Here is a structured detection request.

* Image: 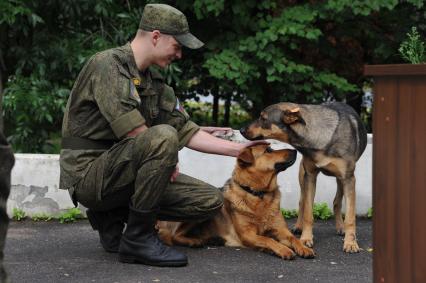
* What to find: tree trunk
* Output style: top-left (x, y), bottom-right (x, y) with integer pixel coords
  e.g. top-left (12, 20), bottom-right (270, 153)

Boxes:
top-left (0, 50), bottom-right (4, 132)
top-left (224, 93), bottom-right (231, 127)
top-left (212, 91), bottom-right (219, 126)
top-left (0, 45), bottom-right (14, 283)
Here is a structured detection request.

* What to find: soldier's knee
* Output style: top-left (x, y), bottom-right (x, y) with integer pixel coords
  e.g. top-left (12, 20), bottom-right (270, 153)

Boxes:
top-left (133, 124), bottom-right (178, 158)
top-left (199, 188), bottom-right (224, 217)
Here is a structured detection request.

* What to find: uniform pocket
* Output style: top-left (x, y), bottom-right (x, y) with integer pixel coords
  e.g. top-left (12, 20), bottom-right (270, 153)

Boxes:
top-left (102, 138), bottom-right (136, 192)
top-left (139, 87), bottom-right (160, 123)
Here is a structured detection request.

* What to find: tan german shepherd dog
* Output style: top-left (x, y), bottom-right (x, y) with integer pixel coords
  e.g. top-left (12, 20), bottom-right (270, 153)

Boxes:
top-left (157, 144), bottom-right (315, 260)
top-left (240, 102), bottom-right (367, 253)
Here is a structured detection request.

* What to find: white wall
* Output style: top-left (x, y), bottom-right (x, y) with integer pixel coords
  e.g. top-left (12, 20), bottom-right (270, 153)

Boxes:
top-left (7, 133), bottom-right (372, 217)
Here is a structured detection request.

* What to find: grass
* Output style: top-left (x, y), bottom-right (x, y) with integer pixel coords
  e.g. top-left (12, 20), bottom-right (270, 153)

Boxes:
top-left (12, 208), bottom-right (26, 221)
top-left (281, 202), bottom-right (334, 220)
top-left (11, 207), bottom-right (85, 223)
top-left (57, 208), bottom-right (83, 223)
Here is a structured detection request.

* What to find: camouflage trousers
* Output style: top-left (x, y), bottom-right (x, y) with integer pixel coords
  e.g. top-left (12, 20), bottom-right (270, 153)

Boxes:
top-left (0, 131), bottom-right (14, 283)
top-left (74, 125), bottom-right (223, 221)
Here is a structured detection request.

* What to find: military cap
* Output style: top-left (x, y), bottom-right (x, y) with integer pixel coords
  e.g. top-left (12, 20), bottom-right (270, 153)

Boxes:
top-left (139, 4), bottom-right (204, 49)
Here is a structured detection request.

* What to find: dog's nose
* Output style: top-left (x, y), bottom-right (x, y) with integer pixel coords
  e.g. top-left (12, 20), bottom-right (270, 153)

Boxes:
top-left (290, 149), bottom-right (297, 160)
top-left (240, 126), bottom-right (250, 139)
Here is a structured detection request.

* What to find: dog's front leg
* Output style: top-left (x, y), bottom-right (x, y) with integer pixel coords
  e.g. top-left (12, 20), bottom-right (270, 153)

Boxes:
top-left (299, 159), bottom-right (319, 248)
top-left (341, 175), bottom-right (359, 253)
top-left (293, 163), bottom-right (306, 234)
top-left (334, 179), bottom-right (345, 235)
top-left (271, 225), bottom-right (315, 258)
top-left (238, 227), bottom-right (296, 260)
top-left (172, 222), bottom-right (205, 247)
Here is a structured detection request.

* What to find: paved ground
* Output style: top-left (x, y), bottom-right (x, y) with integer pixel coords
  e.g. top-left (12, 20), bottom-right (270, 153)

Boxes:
top-left (4, 218), bottom-right (372, 283)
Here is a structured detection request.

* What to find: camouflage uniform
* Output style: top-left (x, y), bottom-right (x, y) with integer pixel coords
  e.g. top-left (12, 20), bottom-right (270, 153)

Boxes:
top-left (60, 42), bottom-right (222, 220)
top-left (0, 89), bottom-right (14, 283)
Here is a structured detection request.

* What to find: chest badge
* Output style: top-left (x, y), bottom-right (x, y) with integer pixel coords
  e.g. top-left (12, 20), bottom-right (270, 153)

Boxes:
top-left (132, 78), bottom-right (141, 86)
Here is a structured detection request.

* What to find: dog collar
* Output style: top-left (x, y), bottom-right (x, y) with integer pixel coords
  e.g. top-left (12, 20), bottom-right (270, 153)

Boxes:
top-left (239, 184), bottom-right (266, 199)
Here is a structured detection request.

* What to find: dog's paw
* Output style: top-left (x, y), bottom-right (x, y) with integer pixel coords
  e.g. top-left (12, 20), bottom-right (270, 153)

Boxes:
top-left (300, 237), bottom-right (314, 248)
top-left (276, 246), bottom-right (296, 260)
top-left (343, 240), bottom-right (360, 253)
top-left (187, 239), bottom-right (205, 248)
top-left (294, 245), bottom-right (315, 259)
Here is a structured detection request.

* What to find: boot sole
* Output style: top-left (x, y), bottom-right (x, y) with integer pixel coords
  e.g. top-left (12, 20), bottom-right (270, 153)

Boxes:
top-left (118, 254), bottom-right (187, 267)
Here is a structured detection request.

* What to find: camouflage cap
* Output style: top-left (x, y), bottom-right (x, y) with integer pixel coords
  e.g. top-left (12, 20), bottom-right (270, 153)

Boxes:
top-left (139, 4), bottom-right (204, 49)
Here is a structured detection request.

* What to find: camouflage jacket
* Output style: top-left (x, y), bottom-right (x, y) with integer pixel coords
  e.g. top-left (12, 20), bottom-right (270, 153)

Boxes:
top-left (60, 43), bottom-right (199, 191)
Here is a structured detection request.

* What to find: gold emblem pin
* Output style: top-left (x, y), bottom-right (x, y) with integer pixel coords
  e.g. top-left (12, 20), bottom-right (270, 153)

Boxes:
top-left (132, 78), bottom-right (141, 86)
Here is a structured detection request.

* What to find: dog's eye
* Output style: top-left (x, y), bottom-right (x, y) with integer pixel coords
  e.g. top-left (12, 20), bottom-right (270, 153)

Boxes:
top-left (265, 147), bottom-right (273, 153)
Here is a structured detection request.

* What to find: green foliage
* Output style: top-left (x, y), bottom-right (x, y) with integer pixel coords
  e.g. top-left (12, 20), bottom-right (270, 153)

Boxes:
top-left (12, 208), bottom-right (26, 221)
top-left (281, 208), bottom-right (298, 219)
top-left (313, 203), bottom-right (333, 220)
top-left (367, 207), bottom-right (373, 219)
top-left (3, 75), bottom-right (69, 153)
top-left (58, 208), bottom-right (83, 224)
top-left (1, 0), bottom-right (144, 153)
top-left (398, 27), bottom-right (426, 64)
top-left (193, 0), bottom-right (225, 18)
top-left (31, 213), bottom-right (53, 222)
top-left (2, 0), bottom-right (426, 152)
top-left (184, 101), bottom-right (251, 128)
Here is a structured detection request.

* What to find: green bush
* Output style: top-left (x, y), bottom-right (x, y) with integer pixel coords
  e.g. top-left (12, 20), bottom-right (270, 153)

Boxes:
top-left (184, 101), bottom-right (251, 128)
top-left (12, 208), bottom-right (26, 221)
top-left (31, 213), bottom-right (53, 222)
top-left (281, 209), bottom-right (298, 219)
top-left (58, 208), bottom-right (83, 224)
top-left (367, 207), bottom-right (373, 219)
top-left (3, 74), bottom-right (69, 153)
top-left (313, 202), bottom-right (333, 220)
top-left (399, 27), bottom-right (426, 64)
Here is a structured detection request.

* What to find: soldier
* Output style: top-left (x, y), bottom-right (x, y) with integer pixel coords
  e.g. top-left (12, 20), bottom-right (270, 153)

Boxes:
top-left (60, 4), bottom-right (266, 267)
top-left (1, 57), bottom-right (15, 283)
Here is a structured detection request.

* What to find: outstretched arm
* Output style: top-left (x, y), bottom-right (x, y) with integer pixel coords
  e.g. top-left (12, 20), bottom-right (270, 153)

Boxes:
top-left (186, 129), bottom-right (268, 157)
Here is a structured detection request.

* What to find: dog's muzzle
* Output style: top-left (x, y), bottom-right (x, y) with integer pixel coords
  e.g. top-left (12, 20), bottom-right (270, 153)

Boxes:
top-left (240, 126), bottom-right (263, 140)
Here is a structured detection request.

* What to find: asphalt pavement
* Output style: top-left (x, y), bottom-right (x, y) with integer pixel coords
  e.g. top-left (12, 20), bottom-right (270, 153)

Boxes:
top-left (4, 218), bottom-right (372, 283)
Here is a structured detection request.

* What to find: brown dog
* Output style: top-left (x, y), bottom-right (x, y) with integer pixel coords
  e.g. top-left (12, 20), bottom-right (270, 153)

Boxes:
top-left (240, 102), bottom-right (367, 253)
top-left (158, 144), bottom-right (315, 260)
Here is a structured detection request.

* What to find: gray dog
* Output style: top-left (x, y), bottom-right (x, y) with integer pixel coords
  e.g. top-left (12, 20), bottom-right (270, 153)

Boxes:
top-left (240, 102), bottom-right (367, 253)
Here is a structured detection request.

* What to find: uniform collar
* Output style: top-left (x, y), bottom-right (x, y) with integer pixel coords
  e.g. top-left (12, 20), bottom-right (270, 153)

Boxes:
top-left (121, 42), bottom-right (141, 80)
top-left (117, 43), bottom-right (154, 88)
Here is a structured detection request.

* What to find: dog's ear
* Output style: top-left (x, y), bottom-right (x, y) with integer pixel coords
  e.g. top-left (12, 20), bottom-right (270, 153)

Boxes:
top-left (282, 108), bottom-right (304, 124)
top-left (237, 148), bottom-right (254, 167)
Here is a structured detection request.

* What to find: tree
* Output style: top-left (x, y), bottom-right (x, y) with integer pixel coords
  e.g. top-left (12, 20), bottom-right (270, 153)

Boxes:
top-left (0, 0), bottom-right (144, 152)
top-left (173, 0), bottom-right (425, 115)
top-left (1, 0), bottom-right (425, 152)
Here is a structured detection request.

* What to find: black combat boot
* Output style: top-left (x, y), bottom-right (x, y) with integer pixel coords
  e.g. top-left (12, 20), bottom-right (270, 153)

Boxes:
top-left (86, 207), bottom-right (128, 253)
top-left (118, 206), bottom-right (188, 267)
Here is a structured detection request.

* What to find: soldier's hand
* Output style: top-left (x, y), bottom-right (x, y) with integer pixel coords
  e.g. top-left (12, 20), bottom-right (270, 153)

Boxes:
top-left (239, 140), bottom-right (270, 151)
top-left (171, 163), bottom-right (179, 182)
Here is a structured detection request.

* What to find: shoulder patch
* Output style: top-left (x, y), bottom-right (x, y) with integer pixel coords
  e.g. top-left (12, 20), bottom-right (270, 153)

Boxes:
top-left (175, 97), bottom-right (188, 117)
top-left (132, 78), bottom-right (141, 86)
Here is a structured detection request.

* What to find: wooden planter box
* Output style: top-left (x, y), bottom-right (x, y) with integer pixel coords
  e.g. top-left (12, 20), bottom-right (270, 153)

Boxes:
top-left (364, 64), bottom-right (426, 283)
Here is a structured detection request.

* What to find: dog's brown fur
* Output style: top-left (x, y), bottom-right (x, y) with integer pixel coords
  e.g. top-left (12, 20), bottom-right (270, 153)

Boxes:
top-left (157, 145), bottom-right (315, 260)
top-left (240, 102), bottom-right (367, 253)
